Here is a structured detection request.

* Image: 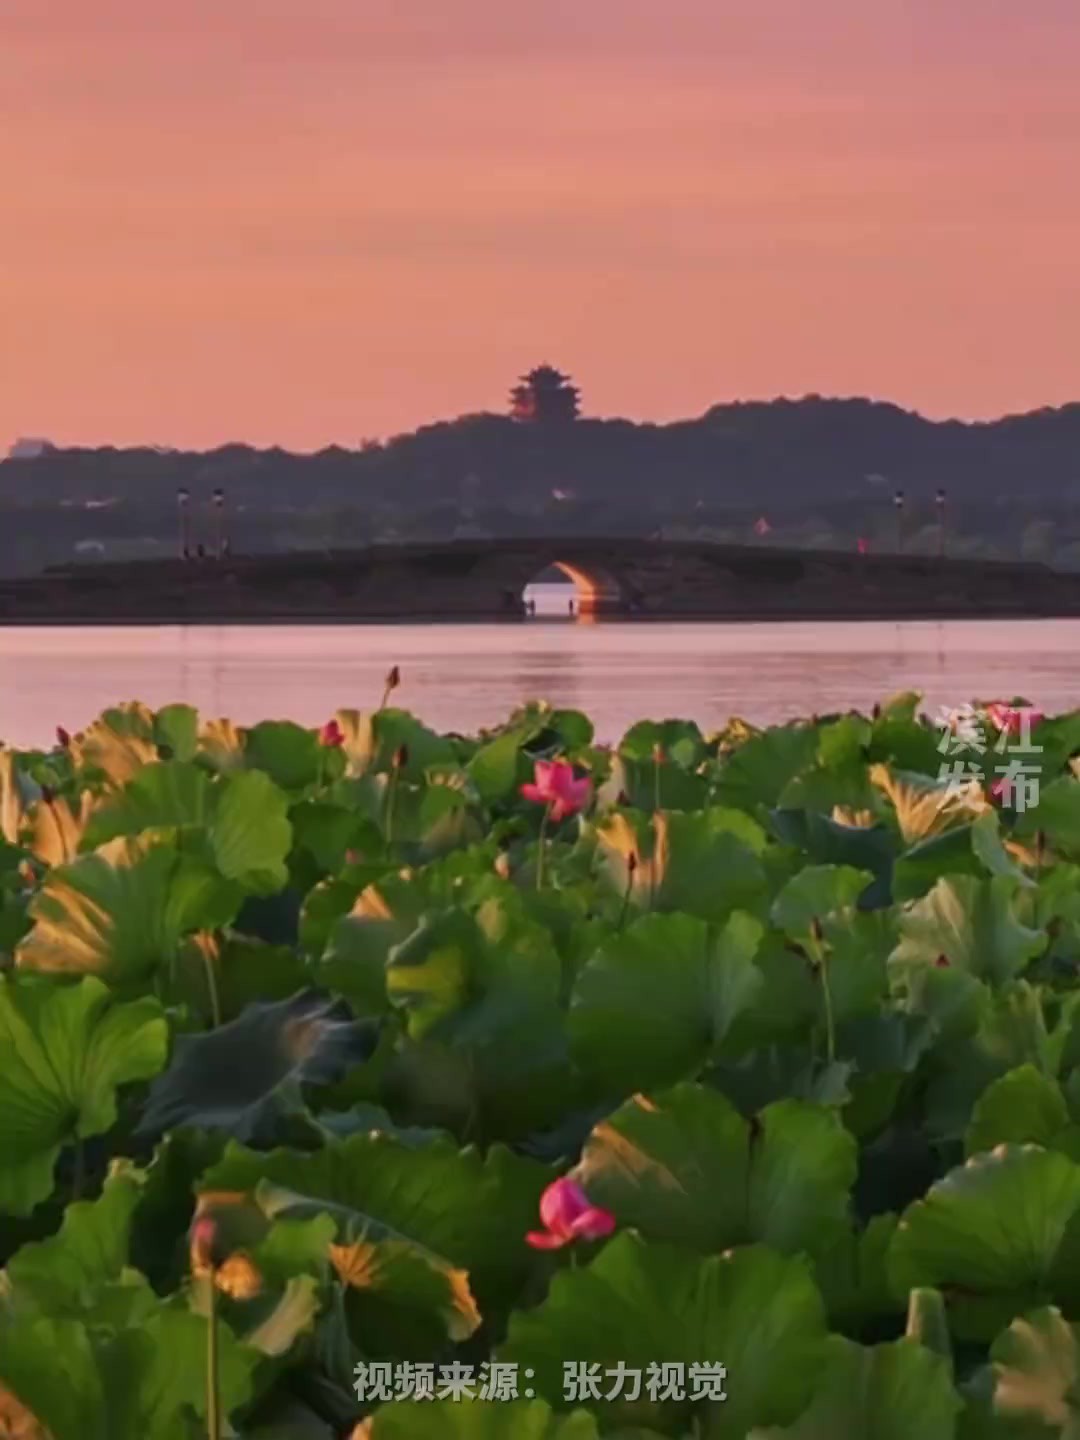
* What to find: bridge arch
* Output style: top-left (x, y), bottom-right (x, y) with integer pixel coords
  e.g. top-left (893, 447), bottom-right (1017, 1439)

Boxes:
top-left (522, 558), bottom-right (625, 618)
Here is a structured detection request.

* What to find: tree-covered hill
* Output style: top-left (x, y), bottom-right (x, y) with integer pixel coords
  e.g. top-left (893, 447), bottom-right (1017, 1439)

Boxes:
top-left (4, 395), bottom-right (1080, 576)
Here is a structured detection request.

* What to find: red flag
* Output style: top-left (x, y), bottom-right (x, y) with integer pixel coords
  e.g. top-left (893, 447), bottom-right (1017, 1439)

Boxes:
top-left (753, 516), bottom-right (771, 536)
top-left (857, 537), bottom-right (869, 554)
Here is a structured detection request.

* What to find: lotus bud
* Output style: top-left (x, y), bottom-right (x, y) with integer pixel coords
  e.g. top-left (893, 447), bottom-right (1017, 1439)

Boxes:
top-left (627, 850), bottom-right (638, 874)
top-left (652, 743), bottom-right (665, 764)
top-left (190, 1215), bottom-right (220, 1275)
top-left (56, 725), bottom-right (71, 748)
top-left (393, 743), bottom-right (409, 770)
top-left (494, 850), bottom-right (512, 879)
top-left (386, 665), bottom-right (401, 692)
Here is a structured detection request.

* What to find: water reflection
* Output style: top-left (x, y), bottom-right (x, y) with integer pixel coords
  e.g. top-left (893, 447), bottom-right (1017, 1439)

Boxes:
top-left (3, 612), bottom-right (1080, 748)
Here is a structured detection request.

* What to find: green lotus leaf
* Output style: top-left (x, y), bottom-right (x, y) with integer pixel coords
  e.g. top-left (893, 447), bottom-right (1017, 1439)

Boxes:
top-left (891, 825), bottom-right (985, 902)
top-left (966, 1065), bottom-right (1080, 1159)
top-left (892, 811), bottom-right (1033, 904)
top-left (467, 730), bottom-right (525, 805)
top-left (4, 1165), bottom-right (153, 1326)
top-left (300, 872), bottom-right (380, 959)
top-left (0, 975), bottom-right (167, 1216)
top-left (241, 1401), bottom-right (338, 1439)
top-left (0, 1317), bottom-right (110, 1440)
top-left (770, 864), bottom-right (873, 939)
top-left (890, 875), bottom-right (1046, 987)
top-left (333, 707), bottom-right (456, 781)
top-left (15, 836), bottom-right (241, 985)
top-left (777, 719), bottom-right (877, 816)
top-left (289, 801), bottom-right (381, 885)
top-left (197, 715), bottom-right (247, 771)
top-left (619, 718), bottom-right (706, 767)
top-left (918, 981), bottom-right (1080, 1145)
top-left (990, 1306), bottom-right (1080, 1432)
top-left (170, 931), bottom-right (310, 1026)
top-left (575, 1083), bottom-right (855, 1257)
top-left (714, 722), bottom-right (821, 812)
top-left (136, 989), bottom-right (379, 1144)
top-left (211, 769), bottom-right (293, 891)
top-left (199, 1131), bottom-right (548, 1346)
top-left (317, 876), bottom-right (421, 1015)
top-left (570, 911), bottom-right (764, 1097)
top-left (1014, 777), bottom-right (1080, 861)
top-left (21, 790), bottom-right (94, 867)
top-left (501, 1233), bottom-right (827, 1438)
top-left (870, 764), bottom-right (990, 847)
top-left (82, 760), bottom-right (213, 848)
top-left (70, 704), bottom-right (159, 789)
top-left (768, 809), bottom-right (895, 888)
top-left (812, 1213), bottom-right (900, 1333)
top-left (313, 1101), bottom-right (448, 1148)
top-left (0, 747), bottom-right (38, 846)
top-left (750, 1333), bottom-right (962, 1439)
top-left (888, 1144), bottom-right (1080, 1340)
top-left (245, 720), bottom-right (324, 792)
top-left (593, 809), bottom-right (766, 923)
top-left (365, 1398), bottom-right (604, 1438)
top-left (201, 1131), bottom-right (547, 1314)
top-left (868, 696), bottom-right (948, 774)
top-left (316, 858), bottom-right (507, 1012)
top-left (382, 898), bottom-right (573, 1139)
top-left (108, 1302), bottom-right (260, 1438)
top-left (151, 702), bottom-right (198, 760)
top-left (605, 755), bottom-right (710, 813)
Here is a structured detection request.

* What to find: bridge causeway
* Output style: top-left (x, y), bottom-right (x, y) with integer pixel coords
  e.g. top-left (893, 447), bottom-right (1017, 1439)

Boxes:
top-left (2, 537), bottom-right (1079, 624)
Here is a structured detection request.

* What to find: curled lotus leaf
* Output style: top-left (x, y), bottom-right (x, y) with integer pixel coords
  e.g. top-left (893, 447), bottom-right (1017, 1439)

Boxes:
top-left (136, 989), bottom-right (382, 1143)
top-left (70, 704), bottom-right (159, 788)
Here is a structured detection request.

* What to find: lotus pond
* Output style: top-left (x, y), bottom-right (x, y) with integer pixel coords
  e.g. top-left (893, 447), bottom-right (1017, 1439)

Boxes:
top-left (5, 691), bottom-right (1080, 1437)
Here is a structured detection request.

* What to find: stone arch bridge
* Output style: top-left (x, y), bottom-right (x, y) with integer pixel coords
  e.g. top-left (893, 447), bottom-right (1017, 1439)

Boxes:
top-left (4, 537), bottom-right (1080, 622)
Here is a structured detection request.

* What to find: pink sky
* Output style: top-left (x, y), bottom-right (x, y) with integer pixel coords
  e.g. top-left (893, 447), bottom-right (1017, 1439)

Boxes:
top-left (3, 0), bottom-right (1079, 449)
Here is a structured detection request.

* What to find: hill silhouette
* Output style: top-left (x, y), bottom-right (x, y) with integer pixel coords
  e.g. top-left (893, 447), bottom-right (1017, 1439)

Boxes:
top-left (4, 395), bottom-right (1080, 576)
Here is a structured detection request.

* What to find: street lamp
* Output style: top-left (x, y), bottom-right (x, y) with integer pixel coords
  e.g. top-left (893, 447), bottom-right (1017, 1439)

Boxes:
top-left (177, 487), bottom-right (191, 560)
top-left (893, 489), bottom-right (905, 553)
top-left (212, 488), bottom-right (226, 559)
top-left (936, 487), bottom-right (947, 557)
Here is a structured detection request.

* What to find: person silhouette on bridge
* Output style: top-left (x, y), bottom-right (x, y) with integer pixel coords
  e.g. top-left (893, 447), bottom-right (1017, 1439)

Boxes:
top-left (568, 597), bottom-right (576, 617)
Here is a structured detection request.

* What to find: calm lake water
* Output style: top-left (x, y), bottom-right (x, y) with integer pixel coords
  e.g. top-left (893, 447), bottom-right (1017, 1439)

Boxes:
top-left (2, 586), bottom-right (1079, 748)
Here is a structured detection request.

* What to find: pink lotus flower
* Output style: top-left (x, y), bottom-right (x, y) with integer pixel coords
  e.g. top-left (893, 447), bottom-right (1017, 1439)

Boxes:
top-left (521, 759), bottom-right (592, 822)
top-left (985, 702), bottom-right (1044, 736)
top-left (319, 719), bottom-right (345, 748)
top-left (525, 1177), bottom-right (616, 1251)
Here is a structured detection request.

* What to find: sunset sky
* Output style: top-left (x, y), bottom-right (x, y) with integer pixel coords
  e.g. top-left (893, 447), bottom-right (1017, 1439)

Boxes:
top-left (4, 0), bottom-right (1080, 449)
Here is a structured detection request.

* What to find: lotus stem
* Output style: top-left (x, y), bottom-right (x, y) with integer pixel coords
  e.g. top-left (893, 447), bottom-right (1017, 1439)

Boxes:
top-left (379, 664), bottom-right (401, 711)
top-left (618, 852), bottom-right (637, 930)
top-left (809, 917), bottom-right (836, 1064)
top-left (201, 939), bottom-right (222, 1029)
top-left (652, 744), bottom-right (663, 814)
top-left (536, 804), bottom-right (552, 890)
top-left (206, 1275), bottom-right (222, 1440)
top-left (385, 772), bottom-right (401, 846)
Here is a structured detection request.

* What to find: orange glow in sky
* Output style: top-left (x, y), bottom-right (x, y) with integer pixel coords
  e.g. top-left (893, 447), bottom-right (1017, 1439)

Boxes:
top-left (4, 1), bottom-right (1080, 448)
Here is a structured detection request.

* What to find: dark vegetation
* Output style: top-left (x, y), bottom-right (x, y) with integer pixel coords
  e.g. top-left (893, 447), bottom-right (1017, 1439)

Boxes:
top-left (5, 389), bottom-right (1080, 576)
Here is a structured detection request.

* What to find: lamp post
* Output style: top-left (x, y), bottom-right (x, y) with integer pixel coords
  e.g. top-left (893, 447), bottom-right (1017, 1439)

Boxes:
top-left (212, 488), bottom-right (226, 559)
top-left (177, 487), bottom-right (191, 560)
top-left (936, 487), bottom-right (947, 558)
top-left (893, 489), bottom-right (905, 553)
